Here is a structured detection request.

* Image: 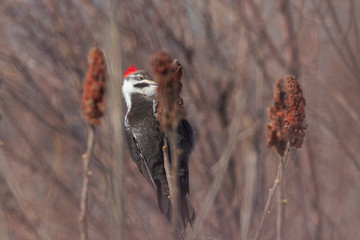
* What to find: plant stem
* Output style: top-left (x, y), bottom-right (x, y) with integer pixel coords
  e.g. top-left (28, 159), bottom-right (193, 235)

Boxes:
top-left (253, 144), bottom-right (289, 240)
top-left (79, 125), bottom-right (95, 240)
top-left (277, 153), bottom-right (286, 240)
top-left (163, 129), bottom-right (182, 239)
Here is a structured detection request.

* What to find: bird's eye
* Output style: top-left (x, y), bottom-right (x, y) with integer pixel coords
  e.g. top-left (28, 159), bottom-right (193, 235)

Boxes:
top-left (137, 75), bottom-right (144, 80)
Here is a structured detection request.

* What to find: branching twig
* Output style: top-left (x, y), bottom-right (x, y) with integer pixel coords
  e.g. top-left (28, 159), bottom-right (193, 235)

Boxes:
top-left (310, 0), bottom-right (360, 78)
top-left (79, 126), bottom-right (96, 240)
top-left (189, 89), bottom-right (249, 240)
top-left (245, 0), bottom-right (287, 68)
top-left (278, 0), bottom-right (300, 76)
top-left (253, 144), bottom-right (289, 240)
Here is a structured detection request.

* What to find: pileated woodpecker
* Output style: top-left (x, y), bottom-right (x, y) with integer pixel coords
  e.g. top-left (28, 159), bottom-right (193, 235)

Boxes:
top-left (122, 65), bottom-right (195, 229)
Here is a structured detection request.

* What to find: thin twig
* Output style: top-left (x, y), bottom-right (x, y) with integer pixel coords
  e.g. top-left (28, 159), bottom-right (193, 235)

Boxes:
top-left (277, 149), bottom-right (287, 240)
top-left (253, 168), bottom-right (279, 240)
top-left (162, 139), bottom-right (172, 194)
top-left (325, 0), bottom-right (359, 69)
top-left (162, 131), bottom-right (181, 240)
top-left (310, 0), bottom-right (360, 78)
top-left (278, 0), bottom-right (300, 76)
top-left (253, 144), bottom-right (289, 240)
top-left (169, 130), bottom-right (182, 239)
top-left (245, 0), bottom-right (287, 68)
top-left (162, 134), bottom-right (180, 235)
top-left (0, 149), bottom-right (49, 240)
top-left (79, 126), bottom-right (95, 240)
top-left (189, 90), bottom-right (248, 240)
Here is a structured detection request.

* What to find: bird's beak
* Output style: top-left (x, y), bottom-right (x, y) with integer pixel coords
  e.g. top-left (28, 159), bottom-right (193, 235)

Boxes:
top-left (143, 79), bottom-right (157, 86)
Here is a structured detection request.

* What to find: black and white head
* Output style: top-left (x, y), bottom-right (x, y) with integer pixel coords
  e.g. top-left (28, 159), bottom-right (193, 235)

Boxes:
top-left (122, 65), bottom-right (157, 109)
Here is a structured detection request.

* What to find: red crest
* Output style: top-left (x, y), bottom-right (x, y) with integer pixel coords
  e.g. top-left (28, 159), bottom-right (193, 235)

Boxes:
top-left (123, 65), bottom-right (140, 78)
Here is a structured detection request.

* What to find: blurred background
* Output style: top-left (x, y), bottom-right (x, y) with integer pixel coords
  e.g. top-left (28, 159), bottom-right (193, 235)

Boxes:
top-left (0, 0), bottom-right (359, 239)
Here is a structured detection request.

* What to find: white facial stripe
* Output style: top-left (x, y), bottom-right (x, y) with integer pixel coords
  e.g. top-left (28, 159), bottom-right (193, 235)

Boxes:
top-left (122, 75), bottom-right (157, 110)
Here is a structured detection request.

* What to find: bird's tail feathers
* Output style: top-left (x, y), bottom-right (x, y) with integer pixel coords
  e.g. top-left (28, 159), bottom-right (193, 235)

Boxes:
top-left (157, 179), bottom-right (171, 218)
top-left (181, 193), bottom-right (195, 228)
top-left (157, 187), bottom-right (195, 230)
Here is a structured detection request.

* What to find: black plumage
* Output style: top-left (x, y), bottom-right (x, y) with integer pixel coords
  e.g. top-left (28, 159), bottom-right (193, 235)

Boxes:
top-left (124, 92), bottom-right (195, 228)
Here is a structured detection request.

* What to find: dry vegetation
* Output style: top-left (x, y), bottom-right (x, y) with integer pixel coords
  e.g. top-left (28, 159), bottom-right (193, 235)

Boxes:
top-left (0, 0), bottom-right (359, 239)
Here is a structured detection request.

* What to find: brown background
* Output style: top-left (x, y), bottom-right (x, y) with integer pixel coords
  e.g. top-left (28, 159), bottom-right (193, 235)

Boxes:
top-left (0, 0), bottom-right (359, 239)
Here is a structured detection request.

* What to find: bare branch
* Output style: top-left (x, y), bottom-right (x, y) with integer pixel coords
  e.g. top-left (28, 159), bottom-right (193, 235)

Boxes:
top-left (246, 0), bottom-right (287, 68)
top-left (253, 145), bottom-right (290, 240)
top-left (79, 126), bottom-right (95, 240)
top-left (276, 145), bottom-right (288, 240)
top-left (189, 87), bottom-right (252, 239)
top-left (278, 0), bottom-right (300, 75)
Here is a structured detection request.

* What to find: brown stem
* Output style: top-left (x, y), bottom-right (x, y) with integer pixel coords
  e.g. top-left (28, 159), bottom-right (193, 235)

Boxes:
top-left (253, 144), bottom-right (289, 240)
top-left (253, 169), bottom-right (279, 240)
top-left (163, 129), bottom-right (181, 239)
top-left (162, 139), bottom-right (172, 195)
top-left (277, 153), bottom-right (286, 240)
top-left (169, 130), bottom-right (182, 239)
top-left (79, 126), bottom-right (96, 240)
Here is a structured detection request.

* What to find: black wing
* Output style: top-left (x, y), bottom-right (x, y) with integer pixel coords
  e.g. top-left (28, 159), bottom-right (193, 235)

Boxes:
top-left (124, 122), bottom-right (170, 216)
top-left (124, 127), bottom-right (157, 191)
